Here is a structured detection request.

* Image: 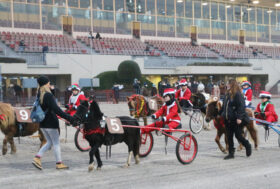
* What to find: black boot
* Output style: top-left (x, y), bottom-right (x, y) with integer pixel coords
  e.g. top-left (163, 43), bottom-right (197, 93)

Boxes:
top-left (224, 148), bottom-right (235, 160)
top-left (245, 142), bottom-right (252, 157)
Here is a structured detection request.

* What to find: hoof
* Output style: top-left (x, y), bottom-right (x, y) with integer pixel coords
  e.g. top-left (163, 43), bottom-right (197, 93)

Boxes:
top-left (2, 148), bottom-right (7, 155)
top-left (123, 163), bottom-right (130, 168)
top-left (97, 167), bottom-right (101, 171)
top-left (237, 147), bottom-right (242, 151)
top-left (221, 149), bottom-right (227, 154)
top-left (135, 155), bottom-right (140, 164)
top-left (11, 150), bottom-right (16, 155)
top-left (88, 163), bottom-right (94, 172)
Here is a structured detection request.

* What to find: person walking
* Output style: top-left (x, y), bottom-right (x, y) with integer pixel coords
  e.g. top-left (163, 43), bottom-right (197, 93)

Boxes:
top-left (221, 79), bottom-right (252, 160)
top-left (32, 76), bottom-right (76, 170)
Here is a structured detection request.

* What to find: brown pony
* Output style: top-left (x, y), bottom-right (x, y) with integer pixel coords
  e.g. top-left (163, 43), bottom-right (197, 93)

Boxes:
top-left (205, 99), bottom-right (258, 153)
top-left (0, 102), bottom-right (46, 155)
top-left (127, 95), bottom-right (164, 125)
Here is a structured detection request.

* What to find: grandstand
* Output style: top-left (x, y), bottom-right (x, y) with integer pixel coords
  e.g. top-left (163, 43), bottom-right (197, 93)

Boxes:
top-left (1, 0), bottom-right (280, 99)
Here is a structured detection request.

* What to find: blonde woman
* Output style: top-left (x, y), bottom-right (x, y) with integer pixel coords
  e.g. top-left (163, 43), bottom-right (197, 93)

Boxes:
top-left (32, 76), bottom-right (75, 170)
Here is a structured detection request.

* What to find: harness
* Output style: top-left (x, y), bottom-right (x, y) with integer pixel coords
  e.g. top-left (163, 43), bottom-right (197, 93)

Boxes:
top-left (129, 95), bottom-right (148, 118)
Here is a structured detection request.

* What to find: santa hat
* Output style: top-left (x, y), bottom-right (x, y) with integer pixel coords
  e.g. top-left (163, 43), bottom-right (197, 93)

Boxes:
top-left (163, 88), bottom-right (175, 96)
top-left (259, 91), bottom-right (271, 99)
top-left (179, 79), bottom-right (188, 86)
top-left (241, 81), bottom-right (251, 87)
top-left (71, 83), bottom-right (81, 91)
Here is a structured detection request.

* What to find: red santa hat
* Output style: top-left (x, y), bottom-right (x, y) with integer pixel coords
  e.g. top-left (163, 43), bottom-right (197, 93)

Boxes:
top-left (259, 91), bottom-right (271, 99)
top-left (163, 88), bottom-right (175, 97)
top-left (241, 81), bottom-right (251, 87)
top-left (71, 83), bottom-right (81, 91)
top-left (179, 79), bottom-right (188, 86)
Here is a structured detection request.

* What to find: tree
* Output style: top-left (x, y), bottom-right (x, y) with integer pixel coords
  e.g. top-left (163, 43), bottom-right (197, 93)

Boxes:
top-left (95, 71), bottom-right (119, 89)
top-left (118, 60), bottom-right (141, 84)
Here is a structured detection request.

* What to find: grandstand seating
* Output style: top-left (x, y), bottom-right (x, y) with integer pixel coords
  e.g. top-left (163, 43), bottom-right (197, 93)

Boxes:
top-left (77, 36), bottom-right (161, 56)
top-left (145, 40), bottom-right (219, 58)
top-left (249, 45), bottom-right (280, 59)
top-left (0, 31), bottom-right (87, 54)
top-left (202, 43), bottom-right (267, 59)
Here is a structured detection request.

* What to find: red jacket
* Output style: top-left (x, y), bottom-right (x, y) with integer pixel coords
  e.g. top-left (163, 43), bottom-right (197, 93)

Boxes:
top-left (67, 93), bottom-right (88, 116)
top-left (153, 101), bottom-right (180, 123)
top-left (255, 102), bottom-right (278, 122)
top-left (175, 88), bottom-right (191, 101)
top-left (243, 88), bottom-right (252, 106)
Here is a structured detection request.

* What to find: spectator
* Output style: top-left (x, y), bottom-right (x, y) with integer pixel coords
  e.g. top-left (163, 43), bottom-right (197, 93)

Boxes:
top-left (19, 40), bottom-right (25, 52)
top-left (141, 83), bottom-right (149, 97)
top-left (96, 32), bottom-right (102, 40)
top-left (145, 45), bottom-right (150, 52)
top-left (206, 81), bottom-right (213, 94)
top-left (42, 45), bottom-right (49, 64)
top-left (13, 84), bottom-right (23, 106)
top-left (253, 49), bottom-right (258, 57)
top-left (112, 83), bottom-right (121, 104)
top-left (7, 83), bottom-right (16, 106)
top-left (219, 81), bottom-right (227, 101)
top-left (212, 83), bottom-right (220, 99)
top-left (192, 81), bottom-right (198, 93)
top-left (133, 78), bottom-right (141, 94)
top-left (151, 84), bottom-right (158, 97)
top-left (88, 31), bottom-right (94, 39)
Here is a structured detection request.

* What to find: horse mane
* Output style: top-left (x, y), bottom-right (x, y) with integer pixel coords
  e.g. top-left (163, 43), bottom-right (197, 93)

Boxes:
top-left (90, 100), bottom-right (104, 120)
top-left (0, 102), bottom-right (16, 129)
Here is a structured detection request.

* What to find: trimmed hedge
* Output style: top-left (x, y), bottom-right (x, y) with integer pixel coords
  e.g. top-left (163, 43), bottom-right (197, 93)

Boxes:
top-left (118, 60), bottom-right (141, 84)
top-left (95, 71), bottom-right (119, 89)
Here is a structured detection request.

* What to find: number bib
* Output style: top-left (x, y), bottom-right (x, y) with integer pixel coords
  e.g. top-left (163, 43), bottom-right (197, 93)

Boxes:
top-left (149, 99), bottom-right (158, 111)
top-left (106, 117), bottom-right (124, 134)
top-left (15, 109), bottom-right (32, 123)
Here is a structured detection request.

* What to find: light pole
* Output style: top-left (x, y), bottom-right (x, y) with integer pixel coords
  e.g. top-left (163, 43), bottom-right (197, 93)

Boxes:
top-left (88, 31), bottom-right (94, 92)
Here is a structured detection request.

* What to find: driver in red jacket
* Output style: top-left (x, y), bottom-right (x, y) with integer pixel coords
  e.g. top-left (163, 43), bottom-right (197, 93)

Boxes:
top-left (65, 83), bottom-right (87, 116)
top-left (142, 88), bottom-right (181, 133)
top-left (254, 91), bottom-right (278, 123)
top-left (175, 79), bottom-right (192, 110)
top-left (241, 81), bottom-right (253, 108)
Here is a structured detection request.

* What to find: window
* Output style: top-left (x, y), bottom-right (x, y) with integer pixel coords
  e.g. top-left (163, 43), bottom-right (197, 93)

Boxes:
top-left (185, 0), bottom-right (192, 18)
top-left (41, 0), bottom-right (53, 4)
top-left (92, 0), bottom-right (102, 9)
top-left (104, 0), bottom-right (113, 10)
top-left (136, 0), bottom-right (145, 13)
top-left (227, 5), bottom-right (233, 22)
top-left (257, 8), bottom-right (263, 24)
top-left (68, 0), bottom-right (78, 7)
top-left (249, 7), bottom-right (255, 23)
top-left (146, 0), bottom-right (155, 15)
top-left (263, 9), bottom-right (269, 25)
top-left (194, 1), bottom-right (201, 18)
top-left (202, 3), bottom-right (209, 19)
top-left (157, 0), bottom-right (165, 16)
top-left (234, 5), bottom-right (241, 22)
top-left (166, 0), bottom-right (174, 16)
top-left (211, 2), bottom-right (217, 20)
top-left (80, 0), bottom-right (90, 8)
top-left (219, 3), bottom-right (225, 21)
top-left (242, 7), bottom-right (248, 23)
top-left (176, 0), bottom-right (184, 17)
top-left (126, 0), bottom-right (135, 12)
top-left (115, 0), bottom-right (124, 12)
top-left (271, 10), bottom-right (276, 25)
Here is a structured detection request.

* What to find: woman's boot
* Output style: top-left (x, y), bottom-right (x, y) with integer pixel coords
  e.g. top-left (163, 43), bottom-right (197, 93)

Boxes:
top-left (224, 148), bottom-right (235, 160)
top-left (245, 142), bottom-right (252, 157)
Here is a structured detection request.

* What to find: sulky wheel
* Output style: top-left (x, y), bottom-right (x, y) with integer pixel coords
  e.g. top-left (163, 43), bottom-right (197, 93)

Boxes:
top-left (175, 133), bottom-right (198, 165)
top-left (189, 111), bottom-right (203, 134)
top-left (74, 128), bottom-right (91, 152)
top-left (139, 132), bottom-right (154, 157)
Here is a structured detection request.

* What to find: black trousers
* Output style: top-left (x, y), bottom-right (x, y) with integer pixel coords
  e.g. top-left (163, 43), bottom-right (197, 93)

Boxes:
top-left (225, 120), bottom-right (249, 153)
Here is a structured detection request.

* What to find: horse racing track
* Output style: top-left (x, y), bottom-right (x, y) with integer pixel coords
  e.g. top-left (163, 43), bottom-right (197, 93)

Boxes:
top-left (1, 99), bottom-right (280, 189)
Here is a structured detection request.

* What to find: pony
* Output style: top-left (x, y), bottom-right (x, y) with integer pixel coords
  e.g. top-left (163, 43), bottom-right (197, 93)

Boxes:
top-left (127, 94), bottom-right (164, 125)
top-left (0, 102), bottom-right (46, 155)
top-left (74, 100), bottom-right (140, 172)
top-left (205, 99), bottom-right (258, 153)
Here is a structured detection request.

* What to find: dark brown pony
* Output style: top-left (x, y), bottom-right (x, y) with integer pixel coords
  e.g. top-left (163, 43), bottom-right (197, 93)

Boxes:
top-left (0, 102), bottom-right (46, 155)
top-left (205, 99), bottom-right (258, 153)
top-left (127, 95), bottom-right (164, 125)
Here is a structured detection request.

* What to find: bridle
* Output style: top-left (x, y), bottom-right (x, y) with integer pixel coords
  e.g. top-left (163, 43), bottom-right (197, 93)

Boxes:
top-left (73, 103), bottom-right (90, 124)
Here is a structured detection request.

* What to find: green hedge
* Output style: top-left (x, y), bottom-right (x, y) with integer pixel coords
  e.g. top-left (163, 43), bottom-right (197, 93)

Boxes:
top-left (118, 60), bottom-right (141, 84)
top-left (95, 71), bottom-right (119, 89)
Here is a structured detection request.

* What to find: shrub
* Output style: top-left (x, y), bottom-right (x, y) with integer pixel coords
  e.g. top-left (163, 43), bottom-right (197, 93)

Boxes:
top-left (95, 71), bottom-right (119, 89)
top-left (118, 60), bottom-right (141, 84)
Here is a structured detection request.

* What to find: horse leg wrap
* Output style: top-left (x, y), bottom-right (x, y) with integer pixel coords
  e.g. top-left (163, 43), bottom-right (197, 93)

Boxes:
top-left (88, 162), bottom-right (95, 172)
top-left (125, 151), bottom-right (133, 167)
top-left (135, 155), bottom-right (140, 164)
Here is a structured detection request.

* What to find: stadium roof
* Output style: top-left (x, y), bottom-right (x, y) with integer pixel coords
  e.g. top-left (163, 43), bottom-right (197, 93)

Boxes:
top-left (218, 0), bottom-right (280, 8)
